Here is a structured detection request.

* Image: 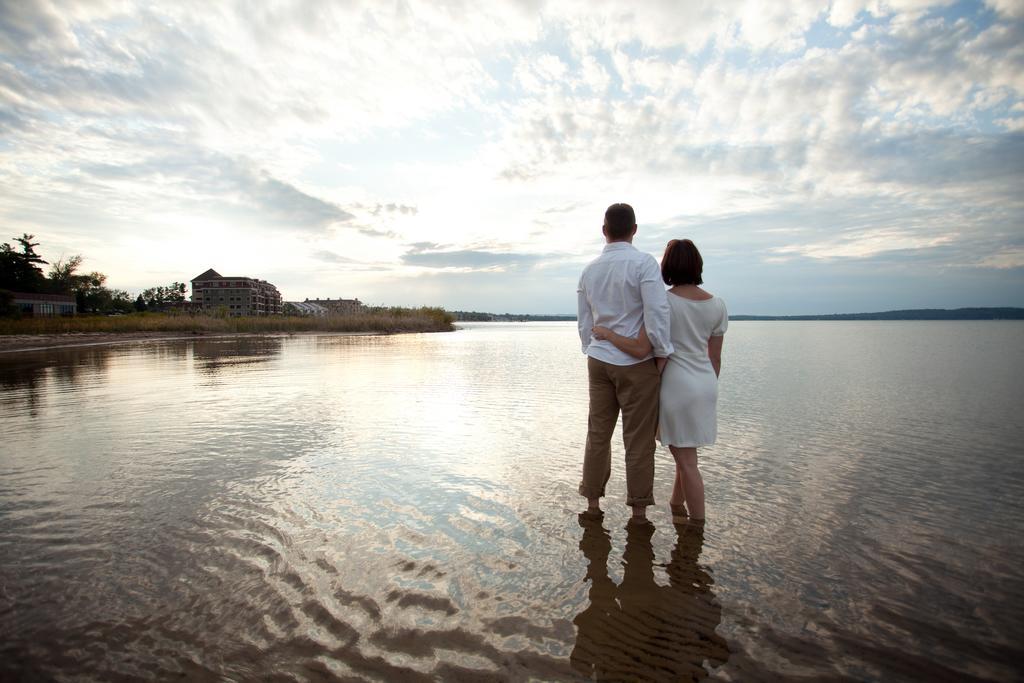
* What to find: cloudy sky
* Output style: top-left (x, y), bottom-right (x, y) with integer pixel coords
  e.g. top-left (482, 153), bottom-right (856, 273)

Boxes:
top-left (1, 0), bottom-right (1022, 314)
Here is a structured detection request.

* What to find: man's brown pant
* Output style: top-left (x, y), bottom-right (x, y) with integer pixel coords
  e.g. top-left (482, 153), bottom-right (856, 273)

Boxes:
top-left (579, 356), bottom-right (660, 507)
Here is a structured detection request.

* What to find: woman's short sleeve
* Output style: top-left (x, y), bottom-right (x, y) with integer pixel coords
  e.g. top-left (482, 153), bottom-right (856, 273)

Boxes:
top-left (712, 299), bottom-right (728, 336)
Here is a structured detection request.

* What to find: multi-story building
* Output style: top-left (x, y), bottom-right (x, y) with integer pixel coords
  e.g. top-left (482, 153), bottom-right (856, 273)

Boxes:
top-left (304, 297), bottom-right (364, 315)
top-left (284, 301), bottom-right (329, 316)
top-left (190, 269), bottom-right (282, 316)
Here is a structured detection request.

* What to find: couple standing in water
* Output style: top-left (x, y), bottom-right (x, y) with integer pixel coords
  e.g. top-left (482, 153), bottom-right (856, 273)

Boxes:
top-left (577, 203), bottom-right (727, 524)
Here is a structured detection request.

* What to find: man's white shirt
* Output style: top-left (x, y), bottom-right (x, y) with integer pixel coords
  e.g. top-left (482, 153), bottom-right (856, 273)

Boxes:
top-left (577, 242), bottom-right (674, 365)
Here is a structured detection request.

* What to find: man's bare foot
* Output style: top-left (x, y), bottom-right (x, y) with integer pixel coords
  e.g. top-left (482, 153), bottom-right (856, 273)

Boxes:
top-left (581, 498), bottom-right (603, 519)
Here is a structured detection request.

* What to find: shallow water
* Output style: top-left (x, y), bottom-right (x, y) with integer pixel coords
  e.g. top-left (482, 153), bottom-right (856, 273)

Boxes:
top-left (1, 322), bottom-right (1022, 681)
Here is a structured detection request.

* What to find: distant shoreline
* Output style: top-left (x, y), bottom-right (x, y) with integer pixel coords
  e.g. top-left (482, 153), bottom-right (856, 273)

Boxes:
top-left (729, 307), bottom-right (1024, 321)
top-left (453, 312), bottom-right (576, 322)
top-left (455, 307), bottom-right (1023, 322)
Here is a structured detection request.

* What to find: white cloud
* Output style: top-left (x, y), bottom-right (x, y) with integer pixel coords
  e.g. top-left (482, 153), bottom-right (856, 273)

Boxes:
top-left (985, 0), bottom-right (1024, 19)
top-left (976, 246), bottom-right (1024, 269)
top-left (995, 115), bottom-right (1024, 130)
top-left (770, 227), bottom-right (958, 260)
top-left (829, 0), bottom-right (956, 27)
top-left (0, 0), bottom-right (1021, 311)
top-left (548, 0), bottom-right (828, 53)
top-left (575, 54), bottom-right (611, 93)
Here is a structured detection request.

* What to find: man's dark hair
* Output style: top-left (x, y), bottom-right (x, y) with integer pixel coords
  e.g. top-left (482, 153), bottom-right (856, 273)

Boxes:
top-left (661, 239), bottom-right (704, 286)
top-left (603, 203), bottom-right (636, 240)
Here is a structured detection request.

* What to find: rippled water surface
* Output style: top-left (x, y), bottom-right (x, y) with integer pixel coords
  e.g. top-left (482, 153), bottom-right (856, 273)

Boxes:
top-left (2, 322), bottom-right (1023, 681)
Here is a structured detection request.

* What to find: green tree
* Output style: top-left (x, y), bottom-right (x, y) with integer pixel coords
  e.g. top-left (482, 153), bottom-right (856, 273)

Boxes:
top-left (0, 234), bottom-right (48, 292)
top-left (46, 255), bottom-right (132, 314)
top-left (47, 255), bottom-right (85, 294)
top-left (0, 290), bottom-right (15, 316)
top-left (109, 289), bottom-right (134, 314)
top-left (74, 271), bottom-right (110, 313)
top-left (141, 282), bottom-right (187, 310)
top-left (1, 237), bottom-right (135, 316)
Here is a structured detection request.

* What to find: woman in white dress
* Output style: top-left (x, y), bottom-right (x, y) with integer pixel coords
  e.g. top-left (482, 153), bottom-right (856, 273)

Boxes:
top-left (592, 239), bottom-right (727, 523)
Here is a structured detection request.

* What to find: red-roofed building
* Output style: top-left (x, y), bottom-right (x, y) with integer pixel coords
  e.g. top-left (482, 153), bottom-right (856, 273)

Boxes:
top-left (190, 269), bottom-right (282, 316)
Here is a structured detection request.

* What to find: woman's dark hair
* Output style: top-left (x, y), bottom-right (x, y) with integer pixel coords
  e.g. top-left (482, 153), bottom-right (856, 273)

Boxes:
top-left (604, 203), bottom-right (636, 240)
top-left (661, 239), bottom-right (703, 286)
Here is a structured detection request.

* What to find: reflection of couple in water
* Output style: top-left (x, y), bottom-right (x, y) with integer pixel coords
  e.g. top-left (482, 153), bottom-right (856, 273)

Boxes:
top-left (571, 518), bottom-right (728, 680)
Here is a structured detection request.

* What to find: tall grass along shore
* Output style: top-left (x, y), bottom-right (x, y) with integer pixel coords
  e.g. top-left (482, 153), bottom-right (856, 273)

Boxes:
top-left (0, 307), bottom-right (455, 336)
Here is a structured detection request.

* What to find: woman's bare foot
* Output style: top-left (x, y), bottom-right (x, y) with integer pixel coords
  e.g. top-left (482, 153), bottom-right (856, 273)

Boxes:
top-left (670, 503), bottom-right (688, 524)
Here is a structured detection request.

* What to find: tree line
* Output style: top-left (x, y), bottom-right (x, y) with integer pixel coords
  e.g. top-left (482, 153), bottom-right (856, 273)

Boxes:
top-left (1, 234), bottom-right (188, 316)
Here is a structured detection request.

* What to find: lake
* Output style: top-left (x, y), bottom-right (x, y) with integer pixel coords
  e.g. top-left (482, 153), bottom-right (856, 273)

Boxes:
top-left (1, 321), bottom-right (1022, 681)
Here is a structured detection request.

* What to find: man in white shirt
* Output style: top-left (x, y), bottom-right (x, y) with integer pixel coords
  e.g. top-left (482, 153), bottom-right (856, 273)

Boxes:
top-left (577, 203), bottom-right (674, 521)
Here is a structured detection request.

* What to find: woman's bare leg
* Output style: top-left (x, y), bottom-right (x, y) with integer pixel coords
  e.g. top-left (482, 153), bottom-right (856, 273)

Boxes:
top-left (670, 446), bottom-right (704, 520)
top-left (669, 467), bottom-right (687, 516)
top-left (670, 468), bottom-right (686, 505)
